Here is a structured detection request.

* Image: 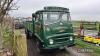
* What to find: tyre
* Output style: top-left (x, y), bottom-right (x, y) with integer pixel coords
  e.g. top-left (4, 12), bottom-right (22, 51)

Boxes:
top-left (25, 29), bottom-right (30, 39)
top-left (32, 33), bottom-right (36, 40)
top-left (28, 32), bottom-right (33, 39)
top-left (25, 29), bottom-right (27, 34)
top-left (35, 38), bottom-right (43, 53)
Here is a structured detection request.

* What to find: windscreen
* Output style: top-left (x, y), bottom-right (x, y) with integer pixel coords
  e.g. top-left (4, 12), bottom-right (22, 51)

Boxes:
top-left (43, 12), bottom-right (69, 25)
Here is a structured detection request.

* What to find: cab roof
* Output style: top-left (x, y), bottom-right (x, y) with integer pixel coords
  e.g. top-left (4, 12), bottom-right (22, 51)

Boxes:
top-left (35, 6), bottom-right (69, 14)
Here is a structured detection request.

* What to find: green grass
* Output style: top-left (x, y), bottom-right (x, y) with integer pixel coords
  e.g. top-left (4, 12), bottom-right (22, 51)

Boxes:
top-left (75, 38), bottom-right (100, 56)
top-left (72, 21), bottom-right (100, 30)
top-left (2, 26), bottom-right (13, 49)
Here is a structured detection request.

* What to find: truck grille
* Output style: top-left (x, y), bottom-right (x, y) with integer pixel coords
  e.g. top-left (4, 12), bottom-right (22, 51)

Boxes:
top-left (52, 37), bottom-right (69, 44)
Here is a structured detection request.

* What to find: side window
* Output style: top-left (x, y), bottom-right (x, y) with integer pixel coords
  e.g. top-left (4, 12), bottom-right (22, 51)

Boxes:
top-left (35, 14), bottom-right (42, 32)
top-left (35, 14), bottom-right (39, 22)
top-left (39, 14), bottom-right (42, 21)
top-left (35, 14), bottom-right (42, 21)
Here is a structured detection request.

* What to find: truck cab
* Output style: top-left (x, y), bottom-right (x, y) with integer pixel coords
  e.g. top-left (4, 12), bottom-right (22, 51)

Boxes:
top-left (25, 7), bottom-right (75, 50)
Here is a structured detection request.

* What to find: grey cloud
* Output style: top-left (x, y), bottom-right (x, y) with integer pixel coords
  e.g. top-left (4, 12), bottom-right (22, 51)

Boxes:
top-left (10, 0), bottom-right (100, 21)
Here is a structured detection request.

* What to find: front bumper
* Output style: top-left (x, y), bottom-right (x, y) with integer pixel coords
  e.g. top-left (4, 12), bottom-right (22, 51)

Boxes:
top-left (43, 40), bottom-right (74, 49)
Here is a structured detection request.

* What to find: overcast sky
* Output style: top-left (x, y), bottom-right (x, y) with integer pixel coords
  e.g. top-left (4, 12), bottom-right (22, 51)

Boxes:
top-left (10, 0), bottom-right (100, 21)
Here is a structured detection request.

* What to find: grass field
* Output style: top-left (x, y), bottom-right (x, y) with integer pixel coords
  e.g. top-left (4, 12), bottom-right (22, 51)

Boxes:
top-left (75, 38), bottom-right (100, 56)
top-left (72, 21), bottom-right (100, 30)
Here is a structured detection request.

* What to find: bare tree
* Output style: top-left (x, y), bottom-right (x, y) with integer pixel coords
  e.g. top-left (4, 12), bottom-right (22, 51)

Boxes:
top-left (0, 0), bottom-right (14, 49)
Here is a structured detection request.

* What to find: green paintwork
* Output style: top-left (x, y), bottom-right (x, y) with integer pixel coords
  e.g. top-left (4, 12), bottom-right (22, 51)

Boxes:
top-left (25, 21), bottom-right (33, 32)
top-left (25, 7), bottom-right (75, 49)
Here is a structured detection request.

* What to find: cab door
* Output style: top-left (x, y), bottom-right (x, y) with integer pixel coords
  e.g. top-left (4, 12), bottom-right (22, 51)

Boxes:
top-left (34, 14), bottom-right (43, 38)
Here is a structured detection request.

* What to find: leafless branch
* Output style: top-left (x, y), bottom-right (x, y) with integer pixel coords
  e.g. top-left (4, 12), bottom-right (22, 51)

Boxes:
top-left (0, 0), bottom-right (14, 23)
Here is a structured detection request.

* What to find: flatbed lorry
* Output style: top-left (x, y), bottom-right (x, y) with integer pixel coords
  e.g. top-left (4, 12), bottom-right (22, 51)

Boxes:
top-left (24, 6), bottom-right (75, 51)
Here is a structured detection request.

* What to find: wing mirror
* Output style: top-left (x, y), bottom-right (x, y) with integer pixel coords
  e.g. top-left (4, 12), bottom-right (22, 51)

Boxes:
top-left (32, 13), bottom-right (36, 17)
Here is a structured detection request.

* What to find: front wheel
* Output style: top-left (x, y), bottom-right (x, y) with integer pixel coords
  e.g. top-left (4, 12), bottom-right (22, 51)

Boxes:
top-left (35, 38), bottom-right (43, 53)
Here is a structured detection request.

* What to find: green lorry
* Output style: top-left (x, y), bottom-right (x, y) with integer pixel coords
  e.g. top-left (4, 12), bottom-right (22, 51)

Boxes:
top-left (25, 7), bottom-right (75, 51)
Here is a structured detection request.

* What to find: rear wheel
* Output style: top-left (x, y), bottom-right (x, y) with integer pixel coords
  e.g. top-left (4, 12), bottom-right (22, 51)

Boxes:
top-left (25, 29), bottom-right (30, 39)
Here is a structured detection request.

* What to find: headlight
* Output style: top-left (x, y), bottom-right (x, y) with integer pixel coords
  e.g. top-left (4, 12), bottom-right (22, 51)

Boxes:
top-left (49, 39), bottom-right (53, 44)
top-left (70, 37), bottom-right (73, 41)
